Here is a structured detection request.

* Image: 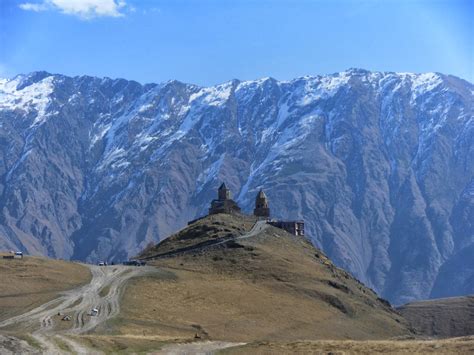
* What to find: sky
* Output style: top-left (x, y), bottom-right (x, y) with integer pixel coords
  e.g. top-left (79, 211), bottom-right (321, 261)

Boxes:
top-left (0, 0), bottom-right (472, 86)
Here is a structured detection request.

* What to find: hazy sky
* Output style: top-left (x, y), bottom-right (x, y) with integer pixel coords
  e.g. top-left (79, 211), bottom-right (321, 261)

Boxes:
top-left (1, 0), bottom-right (472, 85)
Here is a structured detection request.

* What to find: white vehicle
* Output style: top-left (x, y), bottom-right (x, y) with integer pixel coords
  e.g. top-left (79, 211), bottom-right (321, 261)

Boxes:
top-left (91, 308), bottom-right (99, 316)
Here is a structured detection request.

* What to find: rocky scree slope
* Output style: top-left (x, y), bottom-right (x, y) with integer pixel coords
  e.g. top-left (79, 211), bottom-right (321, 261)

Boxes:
top-left (0, 69), bottom-right (472, 304)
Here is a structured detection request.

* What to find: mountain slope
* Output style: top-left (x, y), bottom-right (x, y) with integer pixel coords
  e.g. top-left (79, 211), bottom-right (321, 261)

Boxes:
top-left (0, 69), bottom-right (472, 304)
top-left (398, 296), bottom-right (474, 337)
top-left (118, 214), bottom-right (412, 341)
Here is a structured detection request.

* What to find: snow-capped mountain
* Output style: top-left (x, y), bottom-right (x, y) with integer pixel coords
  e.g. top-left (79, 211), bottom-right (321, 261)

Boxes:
top-left (0, 69), bottom-right (472, 304)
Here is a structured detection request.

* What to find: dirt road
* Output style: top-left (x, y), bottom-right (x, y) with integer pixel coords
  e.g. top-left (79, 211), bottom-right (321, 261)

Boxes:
top-left (197, 219), bottom-right (269, 249)
top-left (0, 223), bottom-right (267, 353)
top-left (0, 264), bottom-right (153, 354)
top-left (142, 220), bottom-right (270, 260)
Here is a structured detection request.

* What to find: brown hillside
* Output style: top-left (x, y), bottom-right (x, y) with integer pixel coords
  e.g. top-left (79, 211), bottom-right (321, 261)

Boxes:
top-left (398, 296), bottom-right (474, 338)
top-left (116, 214), bottom-right (412, 342)
top-left (0, 255), bottom-right (91, 322)
top-left (219, 337), bottom-right (474, 354)
top-left (138, 213), bottom-right (256, 258)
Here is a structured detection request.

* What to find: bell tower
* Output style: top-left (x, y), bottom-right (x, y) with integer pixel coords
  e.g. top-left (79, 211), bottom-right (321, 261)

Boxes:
top-left (254, 189), bottom-right (270, 218)
top-left (218, 183), bottom-right (231, 200)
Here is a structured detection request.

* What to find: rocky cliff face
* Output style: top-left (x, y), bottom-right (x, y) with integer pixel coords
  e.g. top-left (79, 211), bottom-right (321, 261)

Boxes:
top-left (0, 69), bottom-right (472, 304)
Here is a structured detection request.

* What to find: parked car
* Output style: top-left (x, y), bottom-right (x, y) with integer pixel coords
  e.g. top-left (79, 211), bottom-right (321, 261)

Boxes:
top-left (91, 308), bottom-right (99, 316)
top-left (123, 260), bottom-right (146, 266)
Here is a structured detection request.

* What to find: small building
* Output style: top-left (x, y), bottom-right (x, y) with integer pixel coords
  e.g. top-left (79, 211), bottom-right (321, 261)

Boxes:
top-left (254, 189), bottom-right (270, 218)
top-left (252, 189), bottom-right (304, 236)
top-left (208, 183), bottom-right (242, 215)
top-left (268, 220), bottom-right (305, 236)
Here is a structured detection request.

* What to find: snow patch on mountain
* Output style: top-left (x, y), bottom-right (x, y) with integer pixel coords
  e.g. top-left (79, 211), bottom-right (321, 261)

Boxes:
top-left (409, 73), bottom-right (443, 102)
top-left (0, 69), bottom-right (472, 305)
top-left (0, 76), bottom-right (55, 122)
top-left (297, 72), bottom-right (351, 106)
top-left (189, 81), bottom-right (233, 106)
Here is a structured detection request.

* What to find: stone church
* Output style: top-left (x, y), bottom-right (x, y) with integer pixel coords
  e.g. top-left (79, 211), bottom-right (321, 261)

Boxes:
top-left (208, 183), bottom-right (241, 215)
top-left (207, 183), bottom-right (305, 236)
top-left (254, 189), bottom-right (270, 218)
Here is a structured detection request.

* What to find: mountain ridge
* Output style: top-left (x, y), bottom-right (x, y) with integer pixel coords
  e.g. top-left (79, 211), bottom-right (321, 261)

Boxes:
top-left (0, 68), bottom-right (472, 304)
top-left (5, 66), bottom-right (473, 89)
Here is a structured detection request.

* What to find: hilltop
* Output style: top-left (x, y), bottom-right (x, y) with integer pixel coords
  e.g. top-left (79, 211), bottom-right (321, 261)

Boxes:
top-left (117, 213), bottom-right (412, 342)
top-left (138, 213), bottom-right (257, 259)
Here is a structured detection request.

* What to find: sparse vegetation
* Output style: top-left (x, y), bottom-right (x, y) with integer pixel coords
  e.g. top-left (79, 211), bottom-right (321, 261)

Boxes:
top-left (398, 296), bottom-right (474, 337)
top-left (0, 255), bottom-right (91, 323)
top-left (15, 334), bottom-right (42, 350)
top-left (53, 337), bottom-right (72, 352)
top-left (1, 216), bottom-right (472, 354)
top-left (138, 214), bottom-right (256, 259)
top-left (76, 335), bottom-right (172, 354)
top-left (219, 337), bottom-right (474, 354)
top-left (115, 215), bottom-right (411, 342)
top-left (99, 285), bottom-right (111, 298)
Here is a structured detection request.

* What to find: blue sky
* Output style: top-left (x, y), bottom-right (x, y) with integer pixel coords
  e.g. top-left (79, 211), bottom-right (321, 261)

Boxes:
top-left (1, 0), bottom-right (472, 85)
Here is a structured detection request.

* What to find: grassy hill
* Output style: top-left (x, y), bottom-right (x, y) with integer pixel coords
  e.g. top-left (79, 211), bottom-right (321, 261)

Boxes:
top-left (115, 214), bottom-right (412, 342)
top-left (138, 213), bottom-right (257, 258)
top-left (2, 219), bottom-right (474, 353)
top-left (0, 255), bottom-right (91, 322)
top-left (398, 296), bottom-right (474, 337)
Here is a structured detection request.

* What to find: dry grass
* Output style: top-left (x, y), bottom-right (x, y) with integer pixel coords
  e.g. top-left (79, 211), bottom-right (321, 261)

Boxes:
top-left (99, 285), bottom-right (111, 298)
top-left (4, 333), bottom-right (474, 354)
top-left (398, 296), bottom-right (474, 338)
top-left (71, 334), bottom-right (173, 354)
top-left (0, 255), bottom-right (91, 322)
top-left (114, 216), bottom-right (410, 342)
top-left (138, 213), bottom-right (256, 258)
top-left (221, 337), bottom-right (474, 354)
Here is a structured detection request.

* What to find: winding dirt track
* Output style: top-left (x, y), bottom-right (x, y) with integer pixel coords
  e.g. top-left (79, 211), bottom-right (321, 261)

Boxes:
top-left (0, 223), bottom-right (266, 353)
top-left (142, 220), bottom-right (269, 260)
top-left (0, 265), bottom-right (153, 354)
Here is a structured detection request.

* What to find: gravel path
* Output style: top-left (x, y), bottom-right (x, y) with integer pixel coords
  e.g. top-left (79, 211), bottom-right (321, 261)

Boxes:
top-left (0, 223), bottom-right (265, 353)
top-left (0, 264), bottom-right (153, 354)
